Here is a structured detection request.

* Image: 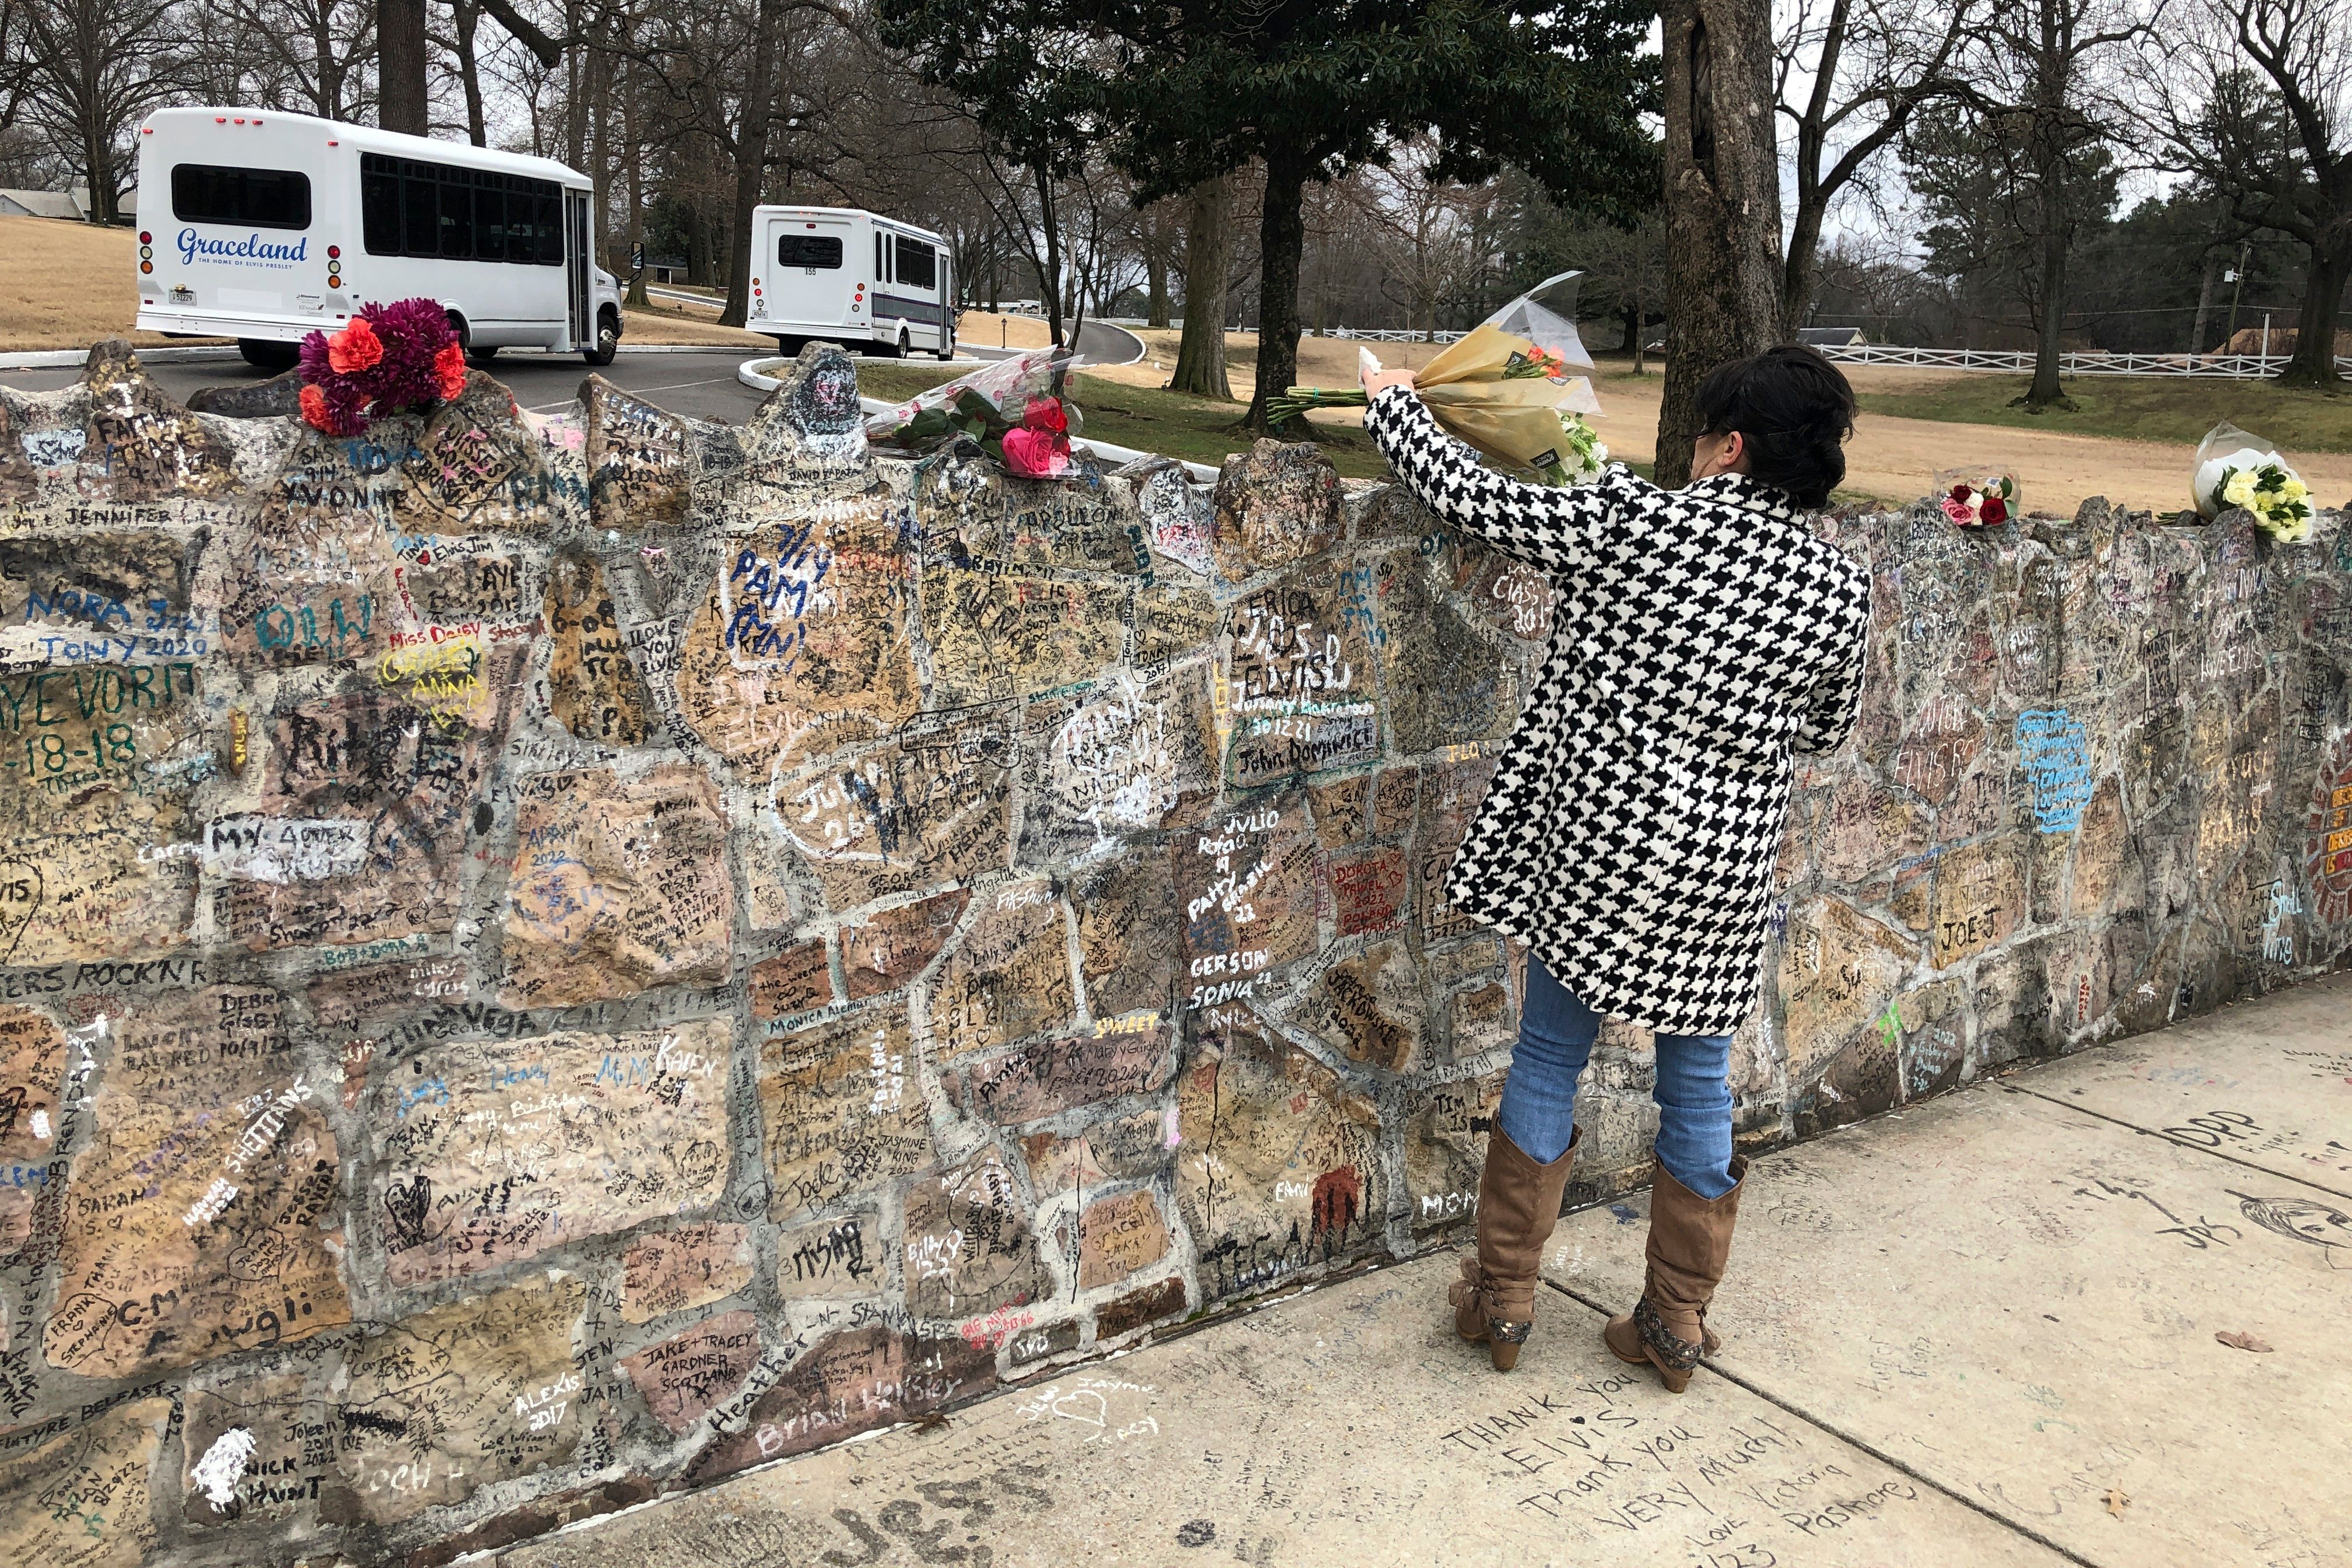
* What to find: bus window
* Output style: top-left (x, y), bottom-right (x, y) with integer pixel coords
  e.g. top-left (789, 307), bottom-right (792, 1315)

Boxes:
top-left (438, 180), bottom-right (473, 259)
top-left (777, 235), bottom-right (842, 269)
top-left (894, 236), bottom-right (936, 291)
top-left (535, 193), bottom-right (564, 264)
top-left (401, 170), bottom-right (436, 255)
top-left (362, 163), bottom-right (402, 254)
top-left (172, 164), bottom-right (311, 229)
top-left (474, 183), bottom-right (507, 262)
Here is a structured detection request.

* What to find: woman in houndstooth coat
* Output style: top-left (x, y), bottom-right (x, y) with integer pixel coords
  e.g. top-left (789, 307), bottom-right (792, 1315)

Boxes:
top-left (1362, 345), bottom-right (1873, 1388)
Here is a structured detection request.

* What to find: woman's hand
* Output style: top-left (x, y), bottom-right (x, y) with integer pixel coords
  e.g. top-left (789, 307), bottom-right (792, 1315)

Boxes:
top-left (1361, 366), bottom-right (1418, 398)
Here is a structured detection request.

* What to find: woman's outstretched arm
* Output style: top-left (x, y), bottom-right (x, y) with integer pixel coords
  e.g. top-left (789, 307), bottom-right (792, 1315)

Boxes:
top-left (1364, 386), bottom-right (1630, 576)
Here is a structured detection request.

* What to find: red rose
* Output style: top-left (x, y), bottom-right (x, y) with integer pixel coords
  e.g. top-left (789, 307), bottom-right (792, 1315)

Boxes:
top-left (1950, 483), bottom-right (1973, 502)
top-left (1021, 396), bottom-right (1068, 435)
top-left (327, 317), bottom-right (385, 375)
top-left (434, 342), bottom-right (468, 402)
top-left (1980, 495), bottom-right (2008, 526)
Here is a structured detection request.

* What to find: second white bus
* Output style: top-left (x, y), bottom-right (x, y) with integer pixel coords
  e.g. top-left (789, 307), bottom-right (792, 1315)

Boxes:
top-left (750, 206), bottom-right (955, 359)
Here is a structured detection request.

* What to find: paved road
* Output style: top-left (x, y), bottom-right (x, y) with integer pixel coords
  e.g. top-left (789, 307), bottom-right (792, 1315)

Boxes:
top-left (0, 346), bottom-right (773, 424)
top-left (0, 313), bottom-right (1142, 424)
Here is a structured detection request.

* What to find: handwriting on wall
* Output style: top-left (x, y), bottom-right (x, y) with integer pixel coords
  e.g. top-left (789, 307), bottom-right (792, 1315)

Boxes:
top-left (0, 343), bottom-right (2338, 1567)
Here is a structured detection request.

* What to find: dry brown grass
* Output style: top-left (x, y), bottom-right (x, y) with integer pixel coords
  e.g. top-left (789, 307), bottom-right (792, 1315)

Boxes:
top-left (1107, 329), bottom-right (2352, 514)
top-left (619, 305), bottom-right (771, 346)
top-left (0, 216), bottom-right (229, 349)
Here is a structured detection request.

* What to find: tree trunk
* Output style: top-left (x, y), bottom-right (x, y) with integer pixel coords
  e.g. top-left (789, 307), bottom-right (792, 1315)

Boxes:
top-left (1245, 150), bottom-right (1311, 435)
top-left (453, 0), bottom-right (488, 146)
top-left (2188, 246), bottom-right (2219, 355)
top-left (1146, 244), bottom-right (1169, 329)
top-left (719, 0), bottom-right (783, 328)
top-left (1782, 197), bottom-right (1825, 337)
top-left (1622, 303), bottom-right (1646, 373)
top-left (379, 0), bottom-right (430, 135)
top-left (1034, 164), bottom-right (1066, 348)
top-left (2017, 222), bottom-right (2072, 409)
top-left (1655, 0), bottom-right (1786, 487)
top-left (2277, 244), bottom-right (2348, 388)
top-left (1170, 175), bottom-right (1232, 399)
top-left (624, 76), bottom-right (649, 309)
top-left (589, 44), bottom-right (612, 268)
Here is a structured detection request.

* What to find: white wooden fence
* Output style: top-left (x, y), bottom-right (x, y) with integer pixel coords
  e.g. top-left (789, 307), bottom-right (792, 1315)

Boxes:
top-left (1816, 343), bottom-right (2352, 379)
top-left (1083, 327), bottom-right (2349, 376)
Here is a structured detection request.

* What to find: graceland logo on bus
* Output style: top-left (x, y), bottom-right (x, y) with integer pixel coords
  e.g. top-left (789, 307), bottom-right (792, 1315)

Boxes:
top-left (176, 228), bottom-right (309, 265)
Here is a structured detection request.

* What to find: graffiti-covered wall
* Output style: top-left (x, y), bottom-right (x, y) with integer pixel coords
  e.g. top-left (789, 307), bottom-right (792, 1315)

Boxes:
top-left (0, 342), bottom-right (2344, 1567)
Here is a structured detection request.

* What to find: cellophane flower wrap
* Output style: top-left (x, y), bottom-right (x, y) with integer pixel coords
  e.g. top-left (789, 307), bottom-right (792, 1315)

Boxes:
top-left (1268, 271), bottom-right (1605, 485)
top-left (1932, 466), bottom-right (2020, 528)
top-left (2192, 422), bottom-right (2313, 543)
top-left (297, 298), bottom-right (466, 436)
top-left (864, 345), bottom-right (1087, 478)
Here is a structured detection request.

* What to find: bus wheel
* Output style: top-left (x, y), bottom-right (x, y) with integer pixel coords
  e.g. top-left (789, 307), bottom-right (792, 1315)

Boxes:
top-left (896, 330), bottom-right (911, 359)
top-left (238, 338), bottom-right (298, 371)
top-left (771, 335), bottom-right (805, 359)
top-left (583, 308), bottom-right (618, 367)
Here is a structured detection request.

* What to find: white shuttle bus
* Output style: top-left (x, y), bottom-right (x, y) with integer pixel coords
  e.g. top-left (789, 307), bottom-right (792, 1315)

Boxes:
top-left (135, 107), bottom-right (623, 369)
top-left (750, 206), bottom-right (956, 359)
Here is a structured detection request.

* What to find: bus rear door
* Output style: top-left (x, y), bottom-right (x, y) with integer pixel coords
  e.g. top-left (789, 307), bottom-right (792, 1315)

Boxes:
top-left (565, 188), bottom-right (592, 349)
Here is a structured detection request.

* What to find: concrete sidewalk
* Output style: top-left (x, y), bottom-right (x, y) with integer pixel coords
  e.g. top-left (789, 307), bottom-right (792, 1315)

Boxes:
top-left (498, 978), bottom-right (2351, 1568)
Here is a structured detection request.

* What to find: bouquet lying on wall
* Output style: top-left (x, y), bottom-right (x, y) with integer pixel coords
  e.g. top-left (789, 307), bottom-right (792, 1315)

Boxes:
top-left (2193, 422), bottom-right (2314, 543)
top-left (864, 345), bottom-right (1088, 479)
top-left (297, 298), bottom-right (468, 436)
top-left (1934, 466), bottom-right (2018, 528)
top-left (1267, 272), bottom-right (1606, 485)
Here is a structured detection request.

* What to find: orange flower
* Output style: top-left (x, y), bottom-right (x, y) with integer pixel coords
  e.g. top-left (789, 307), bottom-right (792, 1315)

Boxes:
top-left (433, 342), bottom-right (468, 402)
top-left (326, 316), bottom-right (384, 374)
top-left (298, 383), bottom-right (332, 431)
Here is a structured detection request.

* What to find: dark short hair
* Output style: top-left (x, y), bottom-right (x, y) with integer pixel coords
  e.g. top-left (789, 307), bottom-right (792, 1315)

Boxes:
top-left (1693, 345), bottom-right (1856, 509)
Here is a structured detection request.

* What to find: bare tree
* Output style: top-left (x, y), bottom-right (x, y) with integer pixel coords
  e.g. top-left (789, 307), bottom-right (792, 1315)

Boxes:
top-left (2138, 0), bottom-right (2352, 387)
top-left (1777, 0), bottom-right (1975, 332)
top-left (18, 0), bottom-right (190, 222)
top-left (1941, 0), bottom-right (2141, 409)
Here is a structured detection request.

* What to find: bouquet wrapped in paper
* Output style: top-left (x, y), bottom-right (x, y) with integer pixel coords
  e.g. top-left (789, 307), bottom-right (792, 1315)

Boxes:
top-left (2192, 422), bottom-right (2313, 542)
top-left (864, 345), bottom-right (1088, 478)
top-left (1271, 271), bottom-right (1606, 485)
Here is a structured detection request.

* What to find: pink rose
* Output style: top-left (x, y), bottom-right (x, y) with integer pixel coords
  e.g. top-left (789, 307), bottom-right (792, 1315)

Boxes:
top-left (1002, 424), bottom-right (1070, 478)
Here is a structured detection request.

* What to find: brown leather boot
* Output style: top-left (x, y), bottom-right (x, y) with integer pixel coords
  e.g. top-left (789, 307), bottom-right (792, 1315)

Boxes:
top-left (1604, 1156), bottom-right (1746, 1392)
top-left (1451, 1127), bottom-right (1577, 1371)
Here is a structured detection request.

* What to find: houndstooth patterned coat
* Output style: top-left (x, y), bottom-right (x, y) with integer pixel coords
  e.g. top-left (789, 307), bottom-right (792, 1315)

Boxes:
top-left (1366, 388), bottom-right (1873, 1038)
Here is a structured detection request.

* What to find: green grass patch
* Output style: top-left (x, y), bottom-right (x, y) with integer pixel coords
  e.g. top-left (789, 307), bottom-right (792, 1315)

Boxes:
top-left (1856, 374), bottom-right (2352, 454)
top-left (853, 363), bottom-right (1390, 478)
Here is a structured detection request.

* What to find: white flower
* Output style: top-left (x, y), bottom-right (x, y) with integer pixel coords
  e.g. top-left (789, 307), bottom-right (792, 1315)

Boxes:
top-left (2194, 445), bottom-right (2283, 517)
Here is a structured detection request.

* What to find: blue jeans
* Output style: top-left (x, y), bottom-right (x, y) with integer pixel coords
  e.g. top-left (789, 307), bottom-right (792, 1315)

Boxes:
top-left (1495, 954), bottom-right (1738, 1199)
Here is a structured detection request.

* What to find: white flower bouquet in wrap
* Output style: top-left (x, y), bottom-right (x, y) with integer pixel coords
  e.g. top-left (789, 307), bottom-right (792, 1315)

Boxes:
top-left (2192, 422), bottom-right (2314, 543)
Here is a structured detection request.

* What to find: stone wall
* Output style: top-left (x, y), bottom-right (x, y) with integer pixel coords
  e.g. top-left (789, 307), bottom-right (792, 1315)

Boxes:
top-left (0, 342), bottom-right (2344, 1567)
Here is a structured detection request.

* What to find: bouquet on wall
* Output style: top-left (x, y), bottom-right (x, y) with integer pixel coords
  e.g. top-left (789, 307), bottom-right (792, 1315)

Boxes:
top-left (1266, 272), bottom-right (1607, 485)
top-left (1933, 466), bottom-right (2019, 528)
top-left (864, 345), bottom-right (1088, 479)
top-left (296, 298), bottom-right (468, 436)
top-left (2192, 422), bottom-right (2314, 543)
